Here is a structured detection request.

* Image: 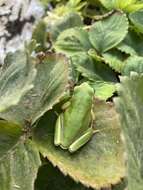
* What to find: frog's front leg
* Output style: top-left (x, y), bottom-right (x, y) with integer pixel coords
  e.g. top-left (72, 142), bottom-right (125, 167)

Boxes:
top-left (69, 127), bottom-right (94, 153)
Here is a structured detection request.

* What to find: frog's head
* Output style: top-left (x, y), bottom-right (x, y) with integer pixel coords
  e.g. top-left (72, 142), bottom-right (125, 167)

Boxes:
top-left (74, 82), bottom-right (94, 97)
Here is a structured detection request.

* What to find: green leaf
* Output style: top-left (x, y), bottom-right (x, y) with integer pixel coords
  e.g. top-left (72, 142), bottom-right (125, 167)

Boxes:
top-left (125, 3), bottom-right (143, 13)
top-left (129, 10), bottom-right (143, 34)
top-left (0, 50), bottom-right (36, 113)
top-left (0, 120), bottom-right (41, 189)
top-left (98, 0), bottom-right (137, 10)
top-left (0, 140), bottom-right (41, 190)
top-left (71, 52), bottom-right (117, 82)
top-left (54, 27), bottom-right (92, 56)
top-left (117, 30), bottom-right (143, 56)
top-left (89, 81), bottom-right (116, 100)
top-left (67, 0), bottom-right (86, 11)
top-left (35, 162), bottom-right (89, 190)
top-left (33, 101), bottom-right (125, 189)
top-left (89, 12), bottom-right (128, 53)
top-left (122, 56), bottom-right (143, 76)
top-left (47, 13), bottom-right (83, 42)
top-left (102, 49), bottom-right (126, 73)
top-left (114, 72), bottom-right (143, 190)
top-left (0, 53), bottom-right (69, 125)
top-left (32, 20), bottom-right (47, 51)
top-left (0, 120), bottom-right (22, 158)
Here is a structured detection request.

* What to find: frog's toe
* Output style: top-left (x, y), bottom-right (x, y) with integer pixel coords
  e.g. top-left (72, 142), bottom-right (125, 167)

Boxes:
top-left (60, 144), bottom-right (68, 150)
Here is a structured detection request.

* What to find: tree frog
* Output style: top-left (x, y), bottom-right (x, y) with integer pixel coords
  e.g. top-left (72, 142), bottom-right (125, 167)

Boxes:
top-left (54, 82), bottom-right (96, 153)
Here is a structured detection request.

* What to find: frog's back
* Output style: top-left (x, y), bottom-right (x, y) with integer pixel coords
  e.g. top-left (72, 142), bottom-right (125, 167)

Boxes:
top-left (61, 83), bottom-right (94, 148)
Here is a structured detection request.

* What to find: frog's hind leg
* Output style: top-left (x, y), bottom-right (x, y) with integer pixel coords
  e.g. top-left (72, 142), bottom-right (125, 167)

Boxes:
top-left (54, 114), bottom-right (63, 146)
top-left (69, 127), bottom-right (94, 153)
